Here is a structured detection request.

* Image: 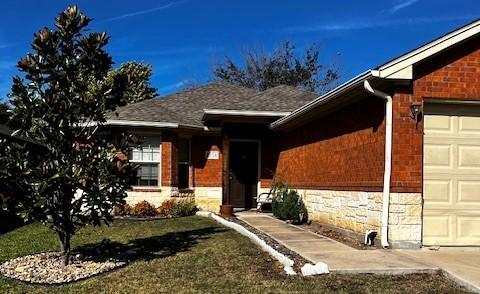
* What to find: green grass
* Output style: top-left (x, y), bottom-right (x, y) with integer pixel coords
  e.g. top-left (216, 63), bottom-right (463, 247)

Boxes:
top-left (0, 217), bottom-right (470, 293)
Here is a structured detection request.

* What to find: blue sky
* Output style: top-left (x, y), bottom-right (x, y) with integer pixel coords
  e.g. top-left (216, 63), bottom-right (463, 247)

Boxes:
top-left (0, 0), bottom-right (479, 100)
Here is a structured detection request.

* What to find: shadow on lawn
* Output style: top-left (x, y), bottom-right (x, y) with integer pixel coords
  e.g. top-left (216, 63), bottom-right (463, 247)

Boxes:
top-left (0, 212), bottom-right (26, 235)
top-left (73, 227), bottom-right (227, 263)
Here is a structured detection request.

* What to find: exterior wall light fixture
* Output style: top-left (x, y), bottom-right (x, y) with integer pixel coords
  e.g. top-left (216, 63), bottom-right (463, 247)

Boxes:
top-left (410, 103), bottom-right (423, 128)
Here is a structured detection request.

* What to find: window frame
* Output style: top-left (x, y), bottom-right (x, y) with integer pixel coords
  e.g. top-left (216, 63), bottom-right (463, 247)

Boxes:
top-left (130, 134), bottom-right (162, 188)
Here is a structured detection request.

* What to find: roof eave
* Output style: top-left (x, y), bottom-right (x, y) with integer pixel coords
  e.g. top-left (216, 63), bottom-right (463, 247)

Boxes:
top-left (375, 18), bottom-right (480, 79)
top-left (269, 70), bottom-right (374, 129)
top-left (202, 109), bottom-right (291, 122)
top-left (270, 19), bottom-right (480, 130)
top-left (104, 120), bottom-right (207, 131)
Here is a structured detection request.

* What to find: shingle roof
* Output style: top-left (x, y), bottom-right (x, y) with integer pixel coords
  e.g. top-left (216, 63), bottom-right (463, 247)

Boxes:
top-left (107, 82), bottom-right (318, 127)
top-left (230, 85), bottom-right (319, 112)
top-left (0, 124), bottom-right (45, 146)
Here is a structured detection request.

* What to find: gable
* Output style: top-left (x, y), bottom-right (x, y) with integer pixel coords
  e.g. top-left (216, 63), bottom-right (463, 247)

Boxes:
top-left (414, 35), bottom-right (480, 100)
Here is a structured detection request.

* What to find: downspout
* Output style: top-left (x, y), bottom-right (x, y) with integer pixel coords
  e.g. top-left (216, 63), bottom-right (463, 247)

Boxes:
top-left (363, 80), bottom-right (392, 249)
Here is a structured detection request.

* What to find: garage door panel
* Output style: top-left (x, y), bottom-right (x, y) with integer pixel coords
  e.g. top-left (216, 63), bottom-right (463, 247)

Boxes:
top-left (424, 115), bottom-right (453, 134)
top-left (457, 217), bottom-right (480, 242)
top-left (424, 180), bottom-right (451, 203)
top-left (458, 145), bottom-right (480, 169)
top-left (459, 116), bottom-right (480, 134)
top-left (424, 144), bottom-right (453, 168)
top-left (458, 181), bottom-right (480, 204)
top-left (423, 104), bottom-right (480, 246)
top-left (423, 215), bottom-right (452, 238)
top-left (423, 214), bottom-right (455, 246)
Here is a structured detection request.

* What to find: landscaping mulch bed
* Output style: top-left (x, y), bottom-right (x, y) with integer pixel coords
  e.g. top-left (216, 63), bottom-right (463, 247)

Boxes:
top-left (299, 221), bottom-right (382, 250)
top-left (228, 216), bottom-right (310, 272)
top-left (0, 252), bottom-right (125, 284)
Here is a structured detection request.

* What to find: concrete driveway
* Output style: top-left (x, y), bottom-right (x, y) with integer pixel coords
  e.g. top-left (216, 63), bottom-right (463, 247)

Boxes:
top-left (397, 248), bottom-right (480, 293)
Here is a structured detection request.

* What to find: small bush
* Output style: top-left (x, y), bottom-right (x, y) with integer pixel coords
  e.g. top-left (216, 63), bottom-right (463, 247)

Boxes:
top-left (272, 188), bottom-right (307, 223)
top-left (112, 203), bottom-right (133, 216)
top-left (170, 199), bottom-right (198, 217)
top-left (157, 199), bottom-right (177, 217)
top-left (132, 200), bottom-right (157, 217)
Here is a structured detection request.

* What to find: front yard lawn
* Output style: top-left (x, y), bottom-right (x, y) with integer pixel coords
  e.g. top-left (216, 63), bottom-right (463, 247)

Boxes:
top-left (0, 216), bottom-right (470, 293)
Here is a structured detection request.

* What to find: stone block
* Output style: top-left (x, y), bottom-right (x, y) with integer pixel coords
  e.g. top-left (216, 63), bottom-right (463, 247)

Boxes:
top-left (389, 193), bottom-right (400, 204)
top-left (347, 200), bottom-right (358, 208)
top-left (405, 205), bottom-right (422, 217)
top-left (398, 215), bottom-right (421, 225)
top-left (389, 204), bottom-right (406, 213)
top-left (388, 214), bottom-right (399, 225)
top-left (356, 207), bottom-right (367, 217)
top-left (388, 225), bottom-right (421, 241)
top-left (398, 193), bottom-right (422, 205)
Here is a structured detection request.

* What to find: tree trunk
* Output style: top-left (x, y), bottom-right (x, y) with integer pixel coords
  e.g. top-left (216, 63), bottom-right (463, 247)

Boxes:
top-left (58, 232), bottom-right (71, 265)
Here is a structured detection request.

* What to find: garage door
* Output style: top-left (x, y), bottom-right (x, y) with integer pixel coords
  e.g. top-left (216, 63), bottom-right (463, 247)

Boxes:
top-left (423, 103), bottom-right (480, 246)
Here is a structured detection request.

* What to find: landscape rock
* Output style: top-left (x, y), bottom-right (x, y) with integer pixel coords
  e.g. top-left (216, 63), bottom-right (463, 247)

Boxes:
top-left (0, 252), bottom-right (125, 284)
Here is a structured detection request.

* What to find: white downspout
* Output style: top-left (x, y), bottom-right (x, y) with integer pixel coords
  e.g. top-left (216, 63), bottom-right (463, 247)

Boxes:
top-left (364, 80), bottom-right (392, 249)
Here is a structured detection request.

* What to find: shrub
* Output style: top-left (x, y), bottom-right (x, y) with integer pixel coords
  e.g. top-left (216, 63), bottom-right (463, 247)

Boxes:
top-left (132, 200), bottom-right (157, 217)
top-left (272, 188), bottom-right (307, 223)
top-left (112, 203), bottom-right (133, 216)
top-left (170, 199), bottom-right (198, 217)
top-left (157, 199), bottom-right (177, 217)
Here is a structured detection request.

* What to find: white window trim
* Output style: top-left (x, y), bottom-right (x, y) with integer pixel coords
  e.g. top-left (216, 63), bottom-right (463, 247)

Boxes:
top-left (131, 133), bottom-right (162, 189)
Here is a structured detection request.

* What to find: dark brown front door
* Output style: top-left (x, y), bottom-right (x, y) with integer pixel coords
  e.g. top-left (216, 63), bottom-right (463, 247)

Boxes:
top-left (229, 141), bottom-right (258, 208)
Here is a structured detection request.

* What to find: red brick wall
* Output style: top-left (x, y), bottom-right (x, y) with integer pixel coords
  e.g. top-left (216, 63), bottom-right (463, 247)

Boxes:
top-left (191, 136), bottom-right (223, 187)
top-left (391, 36), bottom-right (480, 193)
top-left (270, 37), bottom-right (480, 193)
top-left (161, 132), bottom-right (178, 187)
top-left (273, 97), bottom-right (387, 191)
top-left (260, 133), bottom-right (280, 189)
top-left (414, 37), bottom-right (480, 100)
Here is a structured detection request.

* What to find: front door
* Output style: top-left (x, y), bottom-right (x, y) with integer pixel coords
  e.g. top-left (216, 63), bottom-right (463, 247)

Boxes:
top-left (229, 141), bottom-right (259, 208)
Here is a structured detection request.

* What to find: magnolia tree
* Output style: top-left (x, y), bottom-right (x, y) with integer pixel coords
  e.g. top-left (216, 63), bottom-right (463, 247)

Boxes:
top-left (107, 62), bottom-right (157, 103)
top-left (2, 6), bottom-right (143, 264)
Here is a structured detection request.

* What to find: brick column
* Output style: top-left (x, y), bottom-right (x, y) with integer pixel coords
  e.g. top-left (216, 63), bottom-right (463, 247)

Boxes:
top-left (221, 134), bottom-right (230, 205)
top-left (161, 132), bottom-right (178, 187)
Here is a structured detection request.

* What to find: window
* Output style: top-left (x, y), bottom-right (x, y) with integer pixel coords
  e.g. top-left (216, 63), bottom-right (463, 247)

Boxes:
top-left (130, 136), bottom-right (160, 187)
top-left (178, 138), bottom-right (190, 189)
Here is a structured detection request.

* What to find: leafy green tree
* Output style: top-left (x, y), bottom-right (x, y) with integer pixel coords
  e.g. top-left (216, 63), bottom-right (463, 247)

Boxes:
top-left (213, 41), bottom-right (339, 93)
top-left (0, 101), bottom-right (10, 124)
top-left (2, 6), bottom-right (136, 264)
top-left (106, 62), bottom-right (157, 103)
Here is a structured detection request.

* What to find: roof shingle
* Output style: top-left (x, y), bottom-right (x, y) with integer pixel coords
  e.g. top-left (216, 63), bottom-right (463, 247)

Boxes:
top-left (107, 82), bottom-right (319, 127)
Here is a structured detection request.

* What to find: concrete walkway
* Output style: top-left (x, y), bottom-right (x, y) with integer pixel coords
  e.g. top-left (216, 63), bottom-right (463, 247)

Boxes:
top-left (237, 212), bottom-right (480, 292)
top-left (236, 212), bottom-right (437, 274)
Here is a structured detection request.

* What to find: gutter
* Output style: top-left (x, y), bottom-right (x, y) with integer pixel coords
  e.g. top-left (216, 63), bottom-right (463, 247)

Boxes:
top-left (105, 120), bottom-right (179, 128)
top-left (363, 80), bottom-right (392, 249)
top-left (84, 120), bottom-right (209, 131)
top-left (202, 109), bottom-right (291, 121)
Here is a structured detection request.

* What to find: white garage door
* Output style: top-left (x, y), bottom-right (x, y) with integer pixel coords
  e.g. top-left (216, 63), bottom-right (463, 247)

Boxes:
top-left (423, 103), bottom-right (480, 246)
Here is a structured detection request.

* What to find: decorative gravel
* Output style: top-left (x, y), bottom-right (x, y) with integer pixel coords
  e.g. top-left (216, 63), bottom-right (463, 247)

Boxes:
top-left (229, 217), bottom-right (310, 272)
top-left (0, 252), bottom-right (125, 284)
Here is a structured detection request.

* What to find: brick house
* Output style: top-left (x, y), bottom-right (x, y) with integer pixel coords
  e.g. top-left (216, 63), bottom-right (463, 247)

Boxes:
top-left (107, 19), bottom-right (480, 248)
